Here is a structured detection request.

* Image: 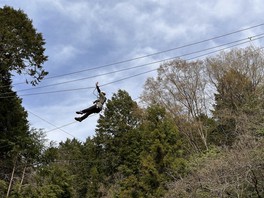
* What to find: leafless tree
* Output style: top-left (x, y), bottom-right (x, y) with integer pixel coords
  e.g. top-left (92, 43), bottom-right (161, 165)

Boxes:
top-left (141, 59), bottom-right (211, 151)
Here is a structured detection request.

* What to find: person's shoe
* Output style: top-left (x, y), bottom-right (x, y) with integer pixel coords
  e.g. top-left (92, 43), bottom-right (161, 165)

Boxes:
top-left (76, 111), bottom-right (83, 114)
top-left (75, 117), bottom-right (82, 122)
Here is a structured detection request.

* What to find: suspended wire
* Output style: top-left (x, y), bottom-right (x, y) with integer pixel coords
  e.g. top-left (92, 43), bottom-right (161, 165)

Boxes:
top-left (6, 22), bottom-right (264, 88)
top-left (100, 40), bottom-right (264, 88)
top-left (12, 43), bottom-right (264, 143)
top-left (28, 34), bottom-right (263, 142)
top-left (0, 34), bottom-right (263, 99)
top-left (45, 121), bottom-right (79, 133)
top-left (2, 24), bottom-right (263, 158)
top-left (38, 100), bottom-right (132, 136)
top-left (4, 33), bottom-right (264, 95)
top-left (0, 111), bottom-right (81, 150)
top-left (0, 43), bottom-right (261, 98)
top-left (28, 110), bottom-right (77, 138)
top-left (45, 114), bottom-right (97, 134)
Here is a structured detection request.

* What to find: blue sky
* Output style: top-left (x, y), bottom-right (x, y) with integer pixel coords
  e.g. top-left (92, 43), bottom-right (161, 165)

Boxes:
top-left (1, 0), bottom-right (264, 144)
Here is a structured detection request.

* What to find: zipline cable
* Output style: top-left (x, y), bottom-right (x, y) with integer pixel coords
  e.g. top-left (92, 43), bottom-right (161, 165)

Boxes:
top-left (0, 34), bottom-right (263, 98)
top-left (43, 45), bottom-right (264, 136)
top-left (28, 110), bottom-right (78, 138)
top-left (0, 111), bottom-right (82, 150)
top-left (44, 114), bottom-right (97, 134)
top-left (4, 33), bottom-right (264, 94)
top-left (6, 22), bottom-right (264, 87)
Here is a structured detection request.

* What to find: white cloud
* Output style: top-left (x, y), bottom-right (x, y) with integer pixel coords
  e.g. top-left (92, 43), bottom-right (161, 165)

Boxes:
top-left (52, 45), bottom-right (81, 64)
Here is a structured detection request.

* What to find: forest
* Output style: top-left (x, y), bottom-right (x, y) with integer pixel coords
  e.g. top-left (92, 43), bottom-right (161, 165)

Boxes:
top-left (1, 6), bottom-right (263, 198)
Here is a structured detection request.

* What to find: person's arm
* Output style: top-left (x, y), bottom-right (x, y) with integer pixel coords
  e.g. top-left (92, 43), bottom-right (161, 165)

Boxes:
top-left (96, 82), bottom-right (101, 93)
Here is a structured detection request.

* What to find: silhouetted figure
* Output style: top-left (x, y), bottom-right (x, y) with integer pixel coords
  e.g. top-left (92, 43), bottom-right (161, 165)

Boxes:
top-left (75, 82), bottom-right (106, 122)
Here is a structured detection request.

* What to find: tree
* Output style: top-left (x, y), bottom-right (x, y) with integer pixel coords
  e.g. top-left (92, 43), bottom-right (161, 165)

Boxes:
top-left (165, 138), bottom-right (264, 198)
top-left (55, 138), bottom-right (84, 197)
top-left (0, 6), bottom-right (48, 196)
top-left (0, 6), bottom-right (48, 86)
top-left (95, 89), bottom-right (142, 174)
top-left (212, 69), bottom-right (254, 144)
top-left (206, 46), bottom-right (264, 90)
top-left (0, 70), bottom-right (30, 197)
top-left (141, 59), bottom-right (210, 152)
top-left (0, 5), bottom-right (48, 162)
top-left (206, 46), bottom-right (264, 145)
top-left (137, 105), bottom-right (186, 197)
top-left (93, 90), bottom-right (143, 195)
top-left (106, 105), bottom-right (187, 197)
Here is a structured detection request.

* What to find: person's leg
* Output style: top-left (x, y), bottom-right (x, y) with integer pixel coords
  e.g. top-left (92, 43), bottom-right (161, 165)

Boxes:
top-left (82, 105), bottom-right (97, 113)
top-left (76, 104), bottom-right (96, 114)
top-left (75, 105), bottom-right (97, 122)
top-left (75, 112), bottom-right (92, 122)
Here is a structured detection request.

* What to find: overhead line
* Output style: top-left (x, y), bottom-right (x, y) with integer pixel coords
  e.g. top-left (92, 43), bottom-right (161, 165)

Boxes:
top-left (28, 110), bottom-right (77, 139)
top-left (44, 113), bottom-right (97, 134)
top-left (9, 22), bottom-right (264, 86)
top-left (19, 44), bottom-right (264, 139)
top-left (45, 121), bottom-right (78, 133)
top-left (36, 23), bottom-right (264, 79)
top-left (1, 35), bottom-right (263, 99)
top-left (2, 33), bottom-right (264, 97)
top-left (0, 112), bottom-right (81, 148)
top-left (100, 39), bottom-right (264, 88)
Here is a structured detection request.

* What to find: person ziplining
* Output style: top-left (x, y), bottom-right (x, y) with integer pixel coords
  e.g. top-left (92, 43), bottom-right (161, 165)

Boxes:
top-left (75, 82), bottom-right (106, 122)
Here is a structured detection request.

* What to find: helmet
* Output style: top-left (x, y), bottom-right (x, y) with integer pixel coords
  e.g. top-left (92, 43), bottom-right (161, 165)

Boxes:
top-left (101, 91), bottom-right (106, 95)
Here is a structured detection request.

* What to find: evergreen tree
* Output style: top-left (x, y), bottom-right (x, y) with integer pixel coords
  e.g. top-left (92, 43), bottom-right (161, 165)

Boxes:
top-left (93, 89), bottom-right (142, 195)
top-left (0, 6), bottom-right (48, 196)
top-left (0, 6), bottom-right (48, 86)
top-left (56, 138), bottom-right (84, 197)
top-left (137, 105), bottom-right (186, 197)
top-left (206, 46), bottom-right (264, 145)
top-left (0, 5), bottom-right (48, 167)
top-left (0, 67), bottom-right (30, 196)
top-left (212, 69), bottom-right (255, 145)
top-left (82, 137), bottom-right (104, 198)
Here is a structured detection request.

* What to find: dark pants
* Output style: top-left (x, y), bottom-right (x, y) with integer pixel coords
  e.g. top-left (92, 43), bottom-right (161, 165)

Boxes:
top-left (79, 104), bottom-right (101, 121)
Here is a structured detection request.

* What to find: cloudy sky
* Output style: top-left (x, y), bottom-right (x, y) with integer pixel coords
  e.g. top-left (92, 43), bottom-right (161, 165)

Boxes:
top-left (1, 0), bottom-right (264, 144)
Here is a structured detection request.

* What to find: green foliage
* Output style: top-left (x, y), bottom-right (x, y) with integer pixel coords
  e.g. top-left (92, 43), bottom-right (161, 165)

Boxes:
top-left (214, 69), bottom-right (253, 112)
top-left (20, 165), bottom-right (75, 198)
top-left (256, 128), bottom-right (264, 137)
top-left (0, 6), bottom-right (48, 85)
top-left (117, 175), bottom-right (143, 198)
top-left (0, 6), bottom-right (49, 196)
top-left (0, 180), bottom-right (7, 197)
top-left (2, 43), bottom-right (264, 197)
top-left (73, 92), bottom-right (188, 197)
top-left (212, 68), bottom-right (263, 145)
top-left (165, 137), bottom-right (264, 198)
top-left (0, 69), bottom-right (30, 194)
top-left (136, 105), bottom-right (186, 197)
top-left (187, 145), bottom-right (222, 172)
top-left (94, 90), bottom-right (142, 176)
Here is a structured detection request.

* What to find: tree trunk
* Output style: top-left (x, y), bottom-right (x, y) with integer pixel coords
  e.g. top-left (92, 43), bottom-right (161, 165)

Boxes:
top-left (18, 166), bottom-right (26, 193)
top-left (6, 161), bottom-right (16, 198)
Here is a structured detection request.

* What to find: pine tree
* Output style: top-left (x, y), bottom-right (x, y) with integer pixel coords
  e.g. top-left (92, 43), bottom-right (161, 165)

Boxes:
top-left (138, 105), bottom-right (186, 197)
top-left (95, 89), bottom-right (141, 172)
top-left (212, 69), bottom-right (255, 145)
top-left (0, 69), bottom-right (30, 192)
top-left (0, 6), bottom-right (48, 86)
top-left (0, 6), bottom-right (48, 196)
top-left (93, 90), bottom-right (142, 194)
